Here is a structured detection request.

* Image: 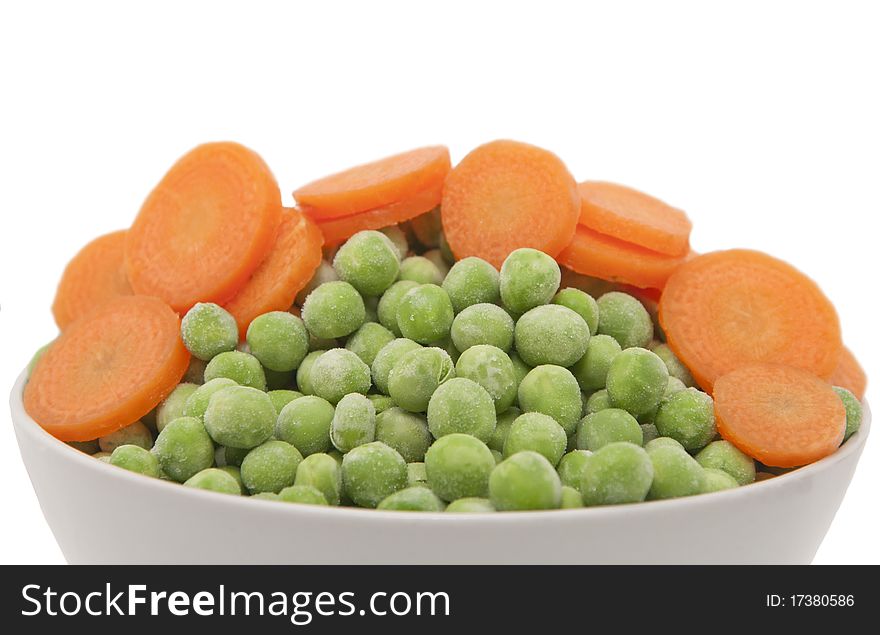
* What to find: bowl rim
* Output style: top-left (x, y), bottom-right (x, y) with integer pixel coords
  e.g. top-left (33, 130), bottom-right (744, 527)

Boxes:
top-left (10, 368), bottom-right (871, 523)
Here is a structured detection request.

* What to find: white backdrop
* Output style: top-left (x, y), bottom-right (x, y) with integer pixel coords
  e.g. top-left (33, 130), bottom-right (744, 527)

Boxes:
top-left (1, 0), bottom-right (877, 564)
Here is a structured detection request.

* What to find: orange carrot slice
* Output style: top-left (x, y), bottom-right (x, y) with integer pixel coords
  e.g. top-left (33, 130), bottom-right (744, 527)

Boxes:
top-left (441, 140), bottom-right (579, 268)
top-left (225, 209), bottom-right (324, 334)
top-left (659, 250), bottom-right (842, 392)
top-left (557, 225), bottom-right (691, 290)
top-left (313, 180), bottom-right (443, 246)
top-left (294, 146), bottom-right (451, 219)
top-left (24, 295), bottom-right (190, 442)
top-left (714, 363), bottom-right (846, 467)
top-left (578, 181), bottom-right (691, 256)
top-left (52, 230), bottom-right (132, 330)
top-left (125, 142), bottom-right (282, 312)
top-left (827, 346), bottom-right (867, 400)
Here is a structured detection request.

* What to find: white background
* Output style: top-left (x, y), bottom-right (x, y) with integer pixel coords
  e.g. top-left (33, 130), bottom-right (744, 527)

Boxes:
top-left (1, 0), bottom-right (877, 564)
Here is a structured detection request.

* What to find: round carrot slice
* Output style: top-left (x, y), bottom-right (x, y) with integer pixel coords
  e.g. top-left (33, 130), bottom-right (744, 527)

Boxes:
top-left (52, 230), bottom-right (132, 330)
top-left (714, 363), bottom-right (846, 467)
top-left (125, 142), bottom-right (282, 312)
top-left (827, 346), bottom-right (867, 400)
top-left (557, 225), bottom-right (691, 290)
top-left (294, 146), bottom-right (451, 219)
top-left (24, 295), bottom-right (190, 442)
top-left (441, 140), bottom-right (579, 268)
top-left (225, 209), bottom-right (324, 334)
top-left (578, 181), bottom-right (692, 256)
top-left (659, 250), bottom-right (842, 392)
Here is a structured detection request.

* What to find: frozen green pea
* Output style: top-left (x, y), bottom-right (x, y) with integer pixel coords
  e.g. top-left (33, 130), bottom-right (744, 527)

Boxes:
top-left (695, 440), bottom-right (755, 485)
top-left (560, 486), bottom-right (584, 509)
top-left (341, 442), bottom-right (408, 508)
top-left (152, 416), bottom-right (215, 482)
top-left (552, 288), bottom-right (599, 335)
top-left (647, 445), bottom-right (705, 500)
top-left (605, 347), bottom-right (669, 416)
top-left (380, 226), bottom-right (408, 260)
top-left (367, 393), bottom-right (396, 413)
top-left (489, 451), bottom-right (562, 511)
top-left (156, 383), bottom-right (199, 432)
top-left (488, 407), bottom-right (521, 452)
top-left (436, 336), bottom-right (461, 365)
top-left (240, 440), bottom-right (303, 494)
top-left (557, 449), bottom-right (592, 492)
top-left (302, 281), bottom-right (366, 339)
top-left (576, 408), bottom-right (643, 452)
top-left (203, 385), bottom-right (275, 449)
top-left (295, 260), bottom-right (338, 307)
top-left (276, 395), bottom-right (334, 456)
top-left (398, 256), bottom-right (444, 285)
top-left (371, 338), bottom-right (422, 395)
top-left (491, 449), bottom-right (503, 464)
top-left (68, 439), bottom-right (101, 454)
top-left (649, 342), bottom-right (696, 387)
top-left (310, 348), bottom-right (372, 404)
top-left (509, 352), bottom-right (531, 389)
top-left (570, 334), bottom-right (622, 392)
top-left (422, 249), bottom-right (451, 279)
top-left (833, 386), bottom-right (863, 441)
top-left (636, 376), bottom-right (688, 424)
top-left (406, 462), bottom-right (428, 488)
top-left (596, 292), bottom-right (653, 349)
top-left (294, 453), bottom-right (343, 506)
top-left (333, 230), bottom-right (401, 296)
top-left (251, 492), bottom-right (281, 502)
top-left (425, 433), bottom-right (495, 501)
top-left (218, 465), bottom-right (245, 493)
top-left (377, 280), bottom-right (420, 336)
top-left (224, 446), bottom-right (250, 467)
top-left (514, 304), bottom-right (590, 367)
top-left (246, 312), bottom-right (309, 372)
top-left (517, 365), bottom-right (582, 435)
top-left (388, 346), bottom-right (454, 412)
top-left (331, 393), bottom-right (376, 452)
top-left (183, 378), bottom-right (238, 419)
top-left (363, 295), bottom-right (380, 324)
top-left (701, 468), bottom-right (739, 493)
top-left (426, 377), bottom-right (496, 442)
top-left (98, 420), bottom-right (152, 453)
top-left (644, 436), bottom-right (685, 452)
top-left (503, 412), bottom-right (567, 466)
top-left (182, 357), bottom-right (208, 385)
top-left (346, 322), bottom-right (396, 366)
top-left (93, 452), bottom-right (112, 462)
top-left (309, 333), bottom-right (338, 352)
top-left (396, 284), bottom-right (454, 344)
top-left (499, 248), bottom-right (561, 315)
top-left (584, 389), bottom-right (611, 414)
top-left (446, 497), bottom-right (495, 513)
top-left (580, 442), bottom-right (653, 506)
top-left (184, 468), bottom-right (241, 495)
top-left (378, 487), bottom-right (446, 512)
top-left (409, 207), bottom-right (442, 248)
top-left (375, 407), bottom-right (432, 463)
top-left (654, 388), bottom-right (716, 451)
top-left (296, 350), bottom-right (326, 396)
top-left (204, 351), bottom-right (267, 391)
top-left (180, 302), bottom-right (239, 361)
top-left (267, 389), bottom-right (303, 414)
top-left (438, 232), bottom-right (455, 265)
top-left (442, 257), bottom-right (501, 313)
top-left (110, 445), bottom-right (161, 478)
top-left (450, 303), bottom-right (514, 352)
top-left (454, 345), bottom-right (517, 414)
top-left (278, 485), bottom-right (328, 505)
top-left (640, 423), bottom-right (660, 445)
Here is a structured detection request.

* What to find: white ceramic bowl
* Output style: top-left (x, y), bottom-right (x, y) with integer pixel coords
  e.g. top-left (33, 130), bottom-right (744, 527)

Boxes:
top-left (10, 370), bottom-right (870, 564)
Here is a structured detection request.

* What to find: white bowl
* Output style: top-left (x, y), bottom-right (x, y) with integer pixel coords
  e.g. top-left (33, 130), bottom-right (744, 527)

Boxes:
top-left (9, 370), bottom-right (870, 564)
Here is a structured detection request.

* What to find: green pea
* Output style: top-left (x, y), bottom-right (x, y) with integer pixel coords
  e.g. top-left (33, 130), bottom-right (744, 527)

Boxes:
top-left (438, 232), bottom-right (455, 265)
top-left (647, 444), bottom-right (705, 500)
top-left (580, 442), bottom-right (653, 506)
top-left (367, 393), bottom-right (396, 414)
top-left (425, 433), bottom-right (495, 501)
top-left (204, 351), bottom-right (267, 391)
top-left (333, 230), bottom-right (401, 296)
top-left (654, 388), bottom-right (716, 451)
top-left (450, 303), bottom-right (514, 352)
top-left (203, 385), bottom-right (275, 449)
top-left (346, 322), bottom-right (396, 366)
top-left (422, 249), bottom-right (451, 280)
top-left (331, 393), bottom-right (376, 453)
top-left (552, 288), bottom-right (599, 335)
top-left (98, 420), bottom-right (153, 453)
top-left (380, 225), bottom-right (408, 260)
top-left (388, 347), bottom-right (455, 413)
top-left (295, 260), bottom-right (338, 307)
top-left (276, 395), bottom-right (334, 456)
top-left (396, 284), bottom-right (454, 344)
top-left (251, 492), bottom-right (281, 502)
top-left (640, 423), bottom-right (660, 445)
top-left (560, 486), bottom-right (584, 508)
top-left (509, 352), bottom-right (532, 389)
top-left (156, 383), bottom-right (199, 432)
top-left (378, 487), bottom-right (446, 512)
top-left (701, 468), bottom-right (739, 493)
top-left (296, 350), bottom-right (326, 396)
top-left (377, 280), bottom-right (420, 336)
top-left (363, 295), bottom-right (380, 324)
top-left (224, 446), bottom-right (250, 468)
top-left (491, 449), bottom-right (504, 464)
top-left (649, 342), bottom-right (696, 387)
top-left (426, 377), bottom-right (496, 442)
top-left (514, 305), bottom-right (590, 368)
top-left (183, 377), bottom-right (237, 420)
top-left (184, 468), bottom-right (241, 495)
top-left (180, 302), bottom-right (239, 361)
top-left (576, 408), bottom-right (643, 451)
top-left (695, 440), bottom-right (755, 485)
top-left (94, 452), bottom-right (112, 463)
top-left (294, 453), bottom-right (343, 506)
top-left (503, 412), bottom-right (567, 466)
top-left (596, 292), bottom-right (653, 349)
top-left (152, 416), bottom-right (215, 482)
top-left (240, 440), bottom-right (303, 494)
top-left (489, 451), bottom-right (562, 511)
top-left (398, 256), bottom-right (444, 285)
top-left (584, 389), bottom-right (611, 414)
top-left (488, 407), bottom-right (521, 453)
top-left (302, 281), bottom-right (366, 339)
top-left (499, 248), bottom-right (560, 315)
top-left (442, 257), bottom-right (500, 313)
top-left (636, 375), bottom-right (688, 425)
top-left (181, 357), bottom-right (208, 385)
top-left (557, 449), bottom-right (592, 492)
top-left (570, 334), bottom-right (622, 392)
top-left (217, 465), bottom-right (245, 493)
top-left (833, 386), bottom-right (863, 441)
top-left (375, 407), bottom-right (432, 463)
top-left (309, 334), bottom-right (337, 352)
top-left (605, 347), bottom-right (669, 416)
top-left (517, 365), bottom-right (582, 435)
top-left (644, 436), bottom-right (685, 452)
top-left (278, 485), bottom-right (328, 505)
top-left (371, 338), bottom-right (422, 395)
top-left (454, 345), bottom-right (517, 414)
top-left (341, 441), bottom-right (408, 508)
top-left (267, 389), bottom-right (303, 414)
top-left (310, 348), bottom-right (372, 404)
top-left (110, 445), bottom-right (161, 477)
top-left (446, 497), bottom-right (495, 513)
top-left (409, 207), bottom-right (442, 248)
top-left (406, 462), bottom-right (428, 488)
top-left (246, 311), bottom-right (309, 372)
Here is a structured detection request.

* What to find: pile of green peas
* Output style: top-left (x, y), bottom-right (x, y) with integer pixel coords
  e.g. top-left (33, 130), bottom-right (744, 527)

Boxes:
top-left (72, 223), bottom-right (864, 512)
